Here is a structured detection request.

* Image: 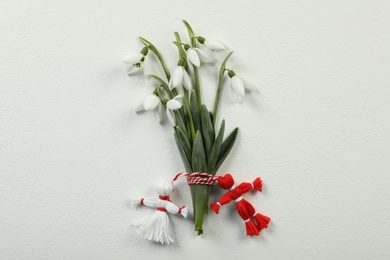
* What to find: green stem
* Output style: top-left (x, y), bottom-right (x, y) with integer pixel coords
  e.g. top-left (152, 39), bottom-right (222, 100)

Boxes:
top-left (212, 79), bottom-right (223, 126)
top-left (161, 85), bottom-right (173, 99)
top-left (148, 74), bottom-right (174, 99)
top-left (139, 36), bottom-right (171, 81)
top-left (171, 33), bottom-right (188, 121)
top-left (155, 87), bottom-right (167, 106)
top-left (212, 52), bottom-right (234, 126)
top-left (181, 21), bottom-right (201, 105)
top-left (194, 66), bottom-right (202, 107)
top-left (183, 90), bottom-right (196, 141)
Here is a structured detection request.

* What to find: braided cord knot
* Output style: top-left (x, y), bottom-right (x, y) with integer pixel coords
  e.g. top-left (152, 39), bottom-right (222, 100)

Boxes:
top-left (173, 172), bottom-right (217, 186)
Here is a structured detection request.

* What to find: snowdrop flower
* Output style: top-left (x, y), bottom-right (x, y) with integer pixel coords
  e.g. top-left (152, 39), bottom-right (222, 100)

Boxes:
top-left (205, 39), bottom-right (226, 51)
top-left (186, 48), bottom-right (213, 67)
top-left (228, 70), bottom-right (253, 103)
top-left (166, 95), bottom-right (183, 126)
top-left (137, 94), bottom-right (164, 123)
top-left (228, 72), bottom-right (259, 102)
top-left (197, 36), bottom-right (226, 51)
top-left (169, 66), bottom-right (192, 91)
top-left (123, 53), bottom-right (144, 75)
top-left (123, 47), bottom-right (148, 75)
top-left (230, 76), bottom-right (245, 102)
top-left (187, 48), bottom-right (200, 67)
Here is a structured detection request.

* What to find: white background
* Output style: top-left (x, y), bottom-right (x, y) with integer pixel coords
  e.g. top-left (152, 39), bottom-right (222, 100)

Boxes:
top-left (1, 1), bottom-right (390, 259)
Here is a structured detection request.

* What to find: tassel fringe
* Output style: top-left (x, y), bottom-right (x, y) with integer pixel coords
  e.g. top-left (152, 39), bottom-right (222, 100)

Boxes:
top-left (253, 213), bottom-right (270, 230)
top-left (133, 211), bottom-right (175, 244)
top-left (210, 202), bottom-right (221, 214)
top-left (245, 219), bottom-right (260, 236)
top-left (252, 177), bottom-right (262, 192)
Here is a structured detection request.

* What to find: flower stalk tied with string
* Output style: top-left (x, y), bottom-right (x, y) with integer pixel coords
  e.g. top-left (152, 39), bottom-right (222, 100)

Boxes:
top-left (125, 20), bottom-right (254, 235)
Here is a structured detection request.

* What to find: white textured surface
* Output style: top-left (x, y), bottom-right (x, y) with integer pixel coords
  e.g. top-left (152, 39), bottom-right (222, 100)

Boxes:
top-left (1, 1), bottom-right (390, 259)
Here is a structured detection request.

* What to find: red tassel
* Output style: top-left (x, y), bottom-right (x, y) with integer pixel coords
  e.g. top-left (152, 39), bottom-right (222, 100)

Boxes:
top-left (252, 177), bottom-right (262, 192)
top-left (217, 174), bottom-right (235, 189)
top-left (211, 173), bottom-right (270, 237)
top-left (253, 213), bottom-right (270, 230)
top-left (245, 220), bottom-right (260, 236)
top-left (210, 202), bottom-right (221, 214)
top-left (241, 199), bottom-right (256, 216)
top-left (236, 182), bottom-right (252, 193)
top-left (236, 199), bottom-right (257, 221)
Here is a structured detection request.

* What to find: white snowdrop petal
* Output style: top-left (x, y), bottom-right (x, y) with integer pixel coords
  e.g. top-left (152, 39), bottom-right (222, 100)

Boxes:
top-left (173, 94), bottom-right (184, 105)
top-left (231, 76), bottom-right (245, 98)
top-left (135, 102), bottom-right (145, 112)
top-left (194, 48), bottom-right (213, 63)
top-left (182, 70), bottom-right (192, 91)
top-left (206, 39), bottom-right (226, 51)
top-left (168, 78), bottom-right (174, 90)
top-left (187, 49), bottom-right (200, 67)
top-left (123, 53), bottom-right (143, 64)
top-left (172, 66), bottom-right (184, 88)
top-left (143, 95), bottom-right (160, 110)
top-left (242, 77), bottom-right (258, 92)
top-left (152, 104), bottom-right (164, 123)
top-left (166, 108), bottom-right (176, 126)
top-left (167, 99), bottom-right (182, 110)
top-left (231, 89), bottom-right (244, 103)
top-left (142, 55), bottom-right (154, 80)
top-left (125, 63), bottom-right (141, 75)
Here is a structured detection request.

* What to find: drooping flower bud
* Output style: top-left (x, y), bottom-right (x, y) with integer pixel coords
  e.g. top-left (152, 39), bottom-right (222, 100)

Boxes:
top-left (140, 94), bottom-right (164, 123)
top-left (204, 38), bottom-right (226, 51)
top-left (166, 95), bottom-right (184, 126)
top-left (187, 48), bottom-right (200, 67)
top-left (230, 75), bottom-right (245, 102)
top-left (170, 66), bottom-right (192, 91)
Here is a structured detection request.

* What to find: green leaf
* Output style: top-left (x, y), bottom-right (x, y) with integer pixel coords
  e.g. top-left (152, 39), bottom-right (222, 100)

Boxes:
top-left (176, 126), bottom-right (192, 163)
top-left (174, 133), bottom-right (192, 172)
top-left (214, 127), bottom-right (239, 173)
top-left (174, 110), bottom-right (188, 137)
top-left (200, 105), bottom-right (215, 158)
top-left (192, 131), bottom-right (207, 172)
top-left (208, 119), bottom-right (225, 174)
top-left (182, 20), bottom-right (196, 47)
top-left (190, 130), bottom-right (209, 235)
top-left (190, 91), bottom-right (201, 132)
top-left (190, 184), bottom-right (210, 234)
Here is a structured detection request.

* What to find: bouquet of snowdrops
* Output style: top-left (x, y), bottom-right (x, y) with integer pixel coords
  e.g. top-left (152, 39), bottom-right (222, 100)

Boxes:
top-left (125, 20), bottom-right (254, 235)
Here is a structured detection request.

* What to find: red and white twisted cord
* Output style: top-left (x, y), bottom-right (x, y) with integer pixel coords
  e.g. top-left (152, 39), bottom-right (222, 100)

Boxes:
top-left (173, 172), bottom-right (218, 186)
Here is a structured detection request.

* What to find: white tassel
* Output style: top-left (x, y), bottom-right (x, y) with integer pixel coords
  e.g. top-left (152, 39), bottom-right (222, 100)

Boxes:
top-left (165, 202), bottom-right (188, 217)
top-left (131, 182), bottom-right (187, 245)
top-left (133, 211), bottom-right (175, 244)
top-left (130, 194), bottom-right (142, 208)
top-left (179, 206), bottom-right (188, 218)
top-left (130, 195), bottom-right (157, 209)
top-left (156, 182), bottom-right (173, 196)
